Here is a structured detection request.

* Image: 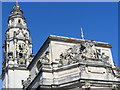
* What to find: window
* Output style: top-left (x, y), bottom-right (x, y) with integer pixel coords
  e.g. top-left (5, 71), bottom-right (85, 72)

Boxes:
top-left (19, 53), bottom-right (23, 58)
top-left (8, 52), bottom-right (13, 58)
top-left (18, 19), bottom-right (21, 23)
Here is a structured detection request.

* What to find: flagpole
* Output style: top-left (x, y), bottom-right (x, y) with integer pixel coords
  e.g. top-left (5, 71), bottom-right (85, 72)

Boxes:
top-left (81, 27), bottom-right (84, 40)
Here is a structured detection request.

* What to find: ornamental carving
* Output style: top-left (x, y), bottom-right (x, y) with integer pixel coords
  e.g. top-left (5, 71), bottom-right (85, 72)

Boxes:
top-left (39, 51), bottom-right (50, 63)
top-left (58, 41), bottom-right (109, 67)
top-left (22, 75), bottom-right (31, 89)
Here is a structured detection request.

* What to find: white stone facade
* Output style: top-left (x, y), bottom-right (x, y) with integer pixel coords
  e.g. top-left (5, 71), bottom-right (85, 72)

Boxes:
top-left (24, 35), bottom-right (120, 90)
top-left (2, 2), bottom-right (120, 90)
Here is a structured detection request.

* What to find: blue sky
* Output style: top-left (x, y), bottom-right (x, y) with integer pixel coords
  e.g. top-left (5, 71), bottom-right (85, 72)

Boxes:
top-left (1, 2), bottom-right (118, 88)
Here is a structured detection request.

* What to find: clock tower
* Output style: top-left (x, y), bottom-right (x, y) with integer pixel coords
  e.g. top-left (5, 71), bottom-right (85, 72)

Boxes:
top-left (2, 2), bottom-right (33, 88)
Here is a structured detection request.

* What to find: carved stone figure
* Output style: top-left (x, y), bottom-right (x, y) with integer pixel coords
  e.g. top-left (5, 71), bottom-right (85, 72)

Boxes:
top-left (81, 41), bottom-right (96, 59)
top-left (22, 75), bottom-right (31, 89)
top-left (58, 41), bottom-right (110, 67)
top-left (101, 52), bottom-right (109, 62)
top-left (40, 51), bottom-right (49, 63)
top-left (96, 49), bottom-right (101, 59)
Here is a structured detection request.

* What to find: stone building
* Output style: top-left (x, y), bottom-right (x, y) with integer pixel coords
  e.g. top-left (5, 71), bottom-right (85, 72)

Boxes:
top-left (2, 2), bottom-right (120, 90)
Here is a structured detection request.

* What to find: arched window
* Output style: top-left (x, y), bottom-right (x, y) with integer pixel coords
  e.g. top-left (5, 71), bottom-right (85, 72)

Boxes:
top-left (18, 19), bottom-right (21, 23)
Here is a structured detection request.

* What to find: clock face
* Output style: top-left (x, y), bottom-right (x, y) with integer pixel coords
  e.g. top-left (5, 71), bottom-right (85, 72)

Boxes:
top-left (16, 42), bottom-right (28, 53)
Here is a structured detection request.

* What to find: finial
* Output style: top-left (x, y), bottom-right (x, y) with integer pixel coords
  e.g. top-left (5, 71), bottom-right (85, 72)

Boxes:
top-left (13, 1), bottom-right (20, 10)
top-left (80, 27), bottom-right (84, 40)
top-left (16, 1), bottom-right (19, 6)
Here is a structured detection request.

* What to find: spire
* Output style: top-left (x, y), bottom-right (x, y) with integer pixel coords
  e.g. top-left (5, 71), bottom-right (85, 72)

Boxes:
top-left (9, 2), bottom-right (24, 17)
top-left (8, 2), bottom-right (25, 22)
top-left (8, 2), bottom-right (27, 29)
